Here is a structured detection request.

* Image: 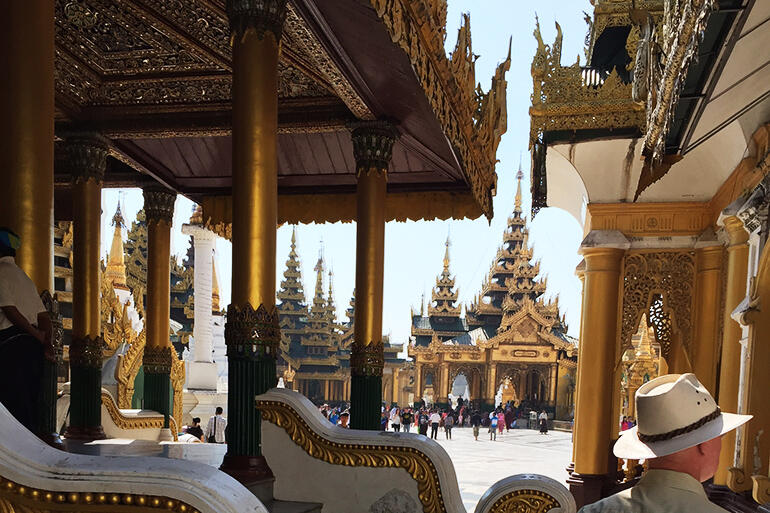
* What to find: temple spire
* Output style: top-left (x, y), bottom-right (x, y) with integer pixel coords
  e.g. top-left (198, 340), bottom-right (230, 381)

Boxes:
top-left (443, 236), bottom-right (451, 273)
top-left (105, 202), bottom-right (128, 290)
top-left (514, 158), bottom-right (524, 213)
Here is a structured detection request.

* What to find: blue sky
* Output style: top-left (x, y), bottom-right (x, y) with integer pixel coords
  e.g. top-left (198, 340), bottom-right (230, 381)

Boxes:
top-left (100, 0), bottom-right (591, 347)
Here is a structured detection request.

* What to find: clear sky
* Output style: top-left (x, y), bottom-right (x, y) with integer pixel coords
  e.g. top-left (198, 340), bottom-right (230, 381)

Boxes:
top-left (99, 0), bottom-right (591, 348)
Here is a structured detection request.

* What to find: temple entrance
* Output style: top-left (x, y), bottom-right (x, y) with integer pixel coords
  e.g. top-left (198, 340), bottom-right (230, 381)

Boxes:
top-left (497, 377), bottom-right (519, 407)
top-left (449, 373), bottom-right (469, 409)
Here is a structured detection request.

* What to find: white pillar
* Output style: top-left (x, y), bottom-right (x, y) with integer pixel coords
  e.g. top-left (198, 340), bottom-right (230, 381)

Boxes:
top-left (181, 224), bottom-right (218, 390)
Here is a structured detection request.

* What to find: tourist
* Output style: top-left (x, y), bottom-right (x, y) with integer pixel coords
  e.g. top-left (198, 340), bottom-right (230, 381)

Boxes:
top-left (539, 410), bottom-right (548, 434)
top-left (429, 410), bottom-right (441, 439)
top-left (504, 407), bottom-right (515, 432)
top-left (329, 408), bottom-right (339, 426)
top-left (0, 227), bottom-right (53, 433)
top-left (390, 407), bottom-right (401, 432)
top-left (204, 407), bottom-right (226, 443)
top-left (380, 411), bottom-right (388, 431)
top-left (401, 408), bottom-right (413, 432)
top-left (489, 414), bottom-right (498, 440)
top-left (444, 413), bottom-right (454, 440)
top-left (470, 410), bottom-right (481, 440)
top-left (497, 411), bottom-right (505, 436)
top-left (339, 410), bottom-right (350, 428)
top-left (418, 410), bottom-right (429, 436)
top-left (186, 418), bottom-right (204, 441)
top-left (579, 373), bottom-right (751, 513)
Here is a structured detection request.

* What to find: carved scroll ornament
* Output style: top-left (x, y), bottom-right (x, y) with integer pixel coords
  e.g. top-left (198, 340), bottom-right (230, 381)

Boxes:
top-left (257, 400), bottom-right (447, 513)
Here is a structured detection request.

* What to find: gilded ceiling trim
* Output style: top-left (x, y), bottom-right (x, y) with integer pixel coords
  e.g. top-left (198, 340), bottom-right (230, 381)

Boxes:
top-left (257, 400), bottom-right (447, 513)
top-left (0, 476), bottom-right (197, 513)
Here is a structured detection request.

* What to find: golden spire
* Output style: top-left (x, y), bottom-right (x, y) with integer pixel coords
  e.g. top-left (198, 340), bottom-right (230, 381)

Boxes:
top-left (514, 157), bottom-right (524, 213)
top-left (443, 236), bottom-right (451, 273)
top-left (212, 257), bottom-right (220, 313)
top-left (105, 202), bottom-right (129, 290)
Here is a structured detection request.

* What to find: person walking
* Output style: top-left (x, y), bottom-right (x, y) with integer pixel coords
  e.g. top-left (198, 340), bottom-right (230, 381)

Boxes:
top-left (444, 413), bottom-right (454, 440)
top-left (390, 407), bottom-right (401, 432)
top-left (429, 410), bottom-right (441, 440)
top-left (539, 410), bottom-right (549, 434)
top-left (470, 411), bottom-right (481, 440)
top-left (489, 414), bottom-right (498, 440)
top-left (497, 411), bottom-right (505, 437)
top-left (204, 407), bottom-right (226, 444)
top-left (401, 408), bottom-right (412, 433)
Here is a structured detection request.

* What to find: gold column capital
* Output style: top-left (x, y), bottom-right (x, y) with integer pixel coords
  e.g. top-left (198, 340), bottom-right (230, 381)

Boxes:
top-left (66, 134), bottom-right (109, 184)
top-left (351, 340), bottom-right (385, 377)
top-left (142, 187), bottom-right (176, 224)
top-left (580, 247), bottom-right (625, 271)
top-left (696, 244), bottom-right (723, 272)
top-left (69, 336), bottom-right (106, 369)
top-left (226, 0), bottom-right (287, 41)
top-left (350, 120), bottom-right (399, 177)
top-left (722, 215), bottom-right (750, 247)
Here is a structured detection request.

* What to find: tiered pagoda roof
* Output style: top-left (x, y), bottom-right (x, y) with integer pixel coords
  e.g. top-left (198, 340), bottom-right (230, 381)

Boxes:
top-left (411, 165), bottom-right (571, 349)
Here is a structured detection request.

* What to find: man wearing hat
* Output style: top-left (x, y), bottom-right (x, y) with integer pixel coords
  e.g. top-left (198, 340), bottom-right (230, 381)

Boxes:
top-left (0, 227), bottom-right (54, 432)
top-left (580, 373), bottom-right (752, 512)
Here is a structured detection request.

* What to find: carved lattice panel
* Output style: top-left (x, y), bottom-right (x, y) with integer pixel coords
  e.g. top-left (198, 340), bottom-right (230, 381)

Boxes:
top-left (620, 251), bottom-right (695, 355)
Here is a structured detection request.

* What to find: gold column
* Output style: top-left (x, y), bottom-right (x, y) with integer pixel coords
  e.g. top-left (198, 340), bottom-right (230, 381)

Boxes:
top-left (223, 0), bottom-right (286, 482)
top-left (414, 363), bottom-right (422, 405)
top-left (65, 136), bottom-right (108, 440)
top-left (349, 121), bottom-right (397, 430)
top-left (715, 217), bottom-right (749, 485)
top-left (440, 364), bottom-right (450, 404)
top-left (573, 263), bottom-right (586, 465)
top-left (324, 380), bottom-right (330, 401)
top-left (392, 367), bottom-right (400, 405)
top-left (549, 363), bottom-right (557, 404)
top-left (0, 1), bottom-right (54, 292)
top-left (488, 363), bottom-right (497, 402)
top-left (692, 244), bottom-right (724, 393)
top-left (144, 189), bottom-right (174, 351)
top-left (142, 187), bottom-right (176, 432)
top-left (570, 246), bottom-right (624, 506)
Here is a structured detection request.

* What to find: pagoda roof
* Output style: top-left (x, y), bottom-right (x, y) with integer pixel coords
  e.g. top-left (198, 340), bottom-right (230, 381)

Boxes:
top-left (53, 0), bottom-right (510, 223)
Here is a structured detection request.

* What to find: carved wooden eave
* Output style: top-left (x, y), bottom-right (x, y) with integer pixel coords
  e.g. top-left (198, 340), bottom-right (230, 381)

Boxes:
top-left (54, 0), bottom-right (510, 224)
top-left (634, 0), bottom-right (717, 197)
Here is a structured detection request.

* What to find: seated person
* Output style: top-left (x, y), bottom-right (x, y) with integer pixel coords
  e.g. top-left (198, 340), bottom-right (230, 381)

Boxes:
top-left (580, 373), bottom-right (751, 513)
top-left (186, 417), bottom-right (204, 441)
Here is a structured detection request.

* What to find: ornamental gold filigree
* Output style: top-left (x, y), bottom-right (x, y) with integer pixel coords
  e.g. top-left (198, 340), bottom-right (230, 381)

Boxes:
top-left (226, 0), bottom-right (287, 41)
top-left (116, 330), bottom-right (145, 408)
top-left (350, 121), bottom-right (399, 176)
top-left (225, 303), bottom-right (280, 358)
top-left (40, 291), bottom-right (64, 362)
top-left (66, 135), bottom-right (109, 184)
top-left (69, 336), bottom-right (105, 369)
top-left (369, 0), bottom-right (508, 219)
top-left (350, 341), bottom-right (385, 377)
top-left (620, 251), bottom-right (695, 356)
top-left (256, 400), bottom-right (447, 513)
top-left (488, 488), bottom-right (561, 513)
top-left (0, 475), bottom-right (195, 513)
top-left (142, 188), bottom-right (176, 224)
top-left (142, 346), bottom-right (175, 375)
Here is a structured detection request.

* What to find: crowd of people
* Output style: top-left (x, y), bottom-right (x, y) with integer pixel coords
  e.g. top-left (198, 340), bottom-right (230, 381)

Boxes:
top-left (378, 402), bottom-right (554, 441)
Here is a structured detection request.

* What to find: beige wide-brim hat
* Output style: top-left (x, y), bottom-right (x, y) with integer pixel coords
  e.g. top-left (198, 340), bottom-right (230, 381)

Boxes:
top-left (614, 373), bottom-right (752, 460)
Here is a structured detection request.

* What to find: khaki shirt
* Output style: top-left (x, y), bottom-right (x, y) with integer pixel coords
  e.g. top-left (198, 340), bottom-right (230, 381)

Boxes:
top-left (579, 469), bottom-right (728, 513)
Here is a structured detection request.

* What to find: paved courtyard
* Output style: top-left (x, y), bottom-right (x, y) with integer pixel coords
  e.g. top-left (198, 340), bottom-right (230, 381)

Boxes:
top-left (426, 426), bottom-right (573, 512)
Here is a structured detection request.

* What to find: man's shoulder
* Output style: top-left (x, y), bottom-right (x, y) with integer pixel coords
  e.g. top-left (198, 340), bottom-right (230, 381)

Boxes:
top-left (579, 490), bottom-right (636, 513)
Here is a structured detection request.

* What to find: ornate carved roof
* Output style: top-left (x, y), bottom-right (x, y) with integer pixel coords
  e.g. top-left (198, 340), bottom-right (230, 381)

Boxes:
top-left (54, 0), bottom-right (511, 223)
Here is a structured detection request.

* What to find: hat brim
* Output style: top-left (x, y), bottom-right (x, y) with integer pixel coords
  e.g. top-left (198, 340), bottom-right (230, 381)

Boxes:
top-left (614, 412), bottom-right (752, 460)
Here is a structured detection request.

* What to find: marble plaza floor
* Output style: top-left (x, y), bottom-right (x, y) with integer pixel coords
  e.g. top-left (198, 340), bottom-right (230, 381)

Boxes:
top-left (65, 427), bottom-right (572, 512)
top-left (424, 426), bottom-right (573, 512)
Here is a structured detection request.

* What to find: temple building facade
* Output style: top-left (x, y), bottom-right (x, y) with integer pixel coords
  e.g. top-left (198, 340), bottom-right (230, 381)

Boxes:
top-left (409, 170), bottom-right (577, 416)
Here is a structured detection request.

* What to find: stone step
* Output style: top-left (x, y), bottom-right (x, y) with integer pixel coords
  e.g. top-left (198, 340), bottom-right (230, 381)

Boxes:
top-left (267, 500), bottom-right (323, 513)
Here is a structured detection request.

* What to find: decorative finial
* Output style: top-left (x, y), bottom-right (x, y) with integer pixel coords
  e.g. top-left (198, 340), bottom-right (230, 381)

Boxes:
top-left (112, 201), bottom-right (125, 228)
top-left (443, 235), bottom-right (451, 272)
top-left (514, 160), bottom-right (524, 212)
top-left (291, 225), bottom-right (297, 247)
